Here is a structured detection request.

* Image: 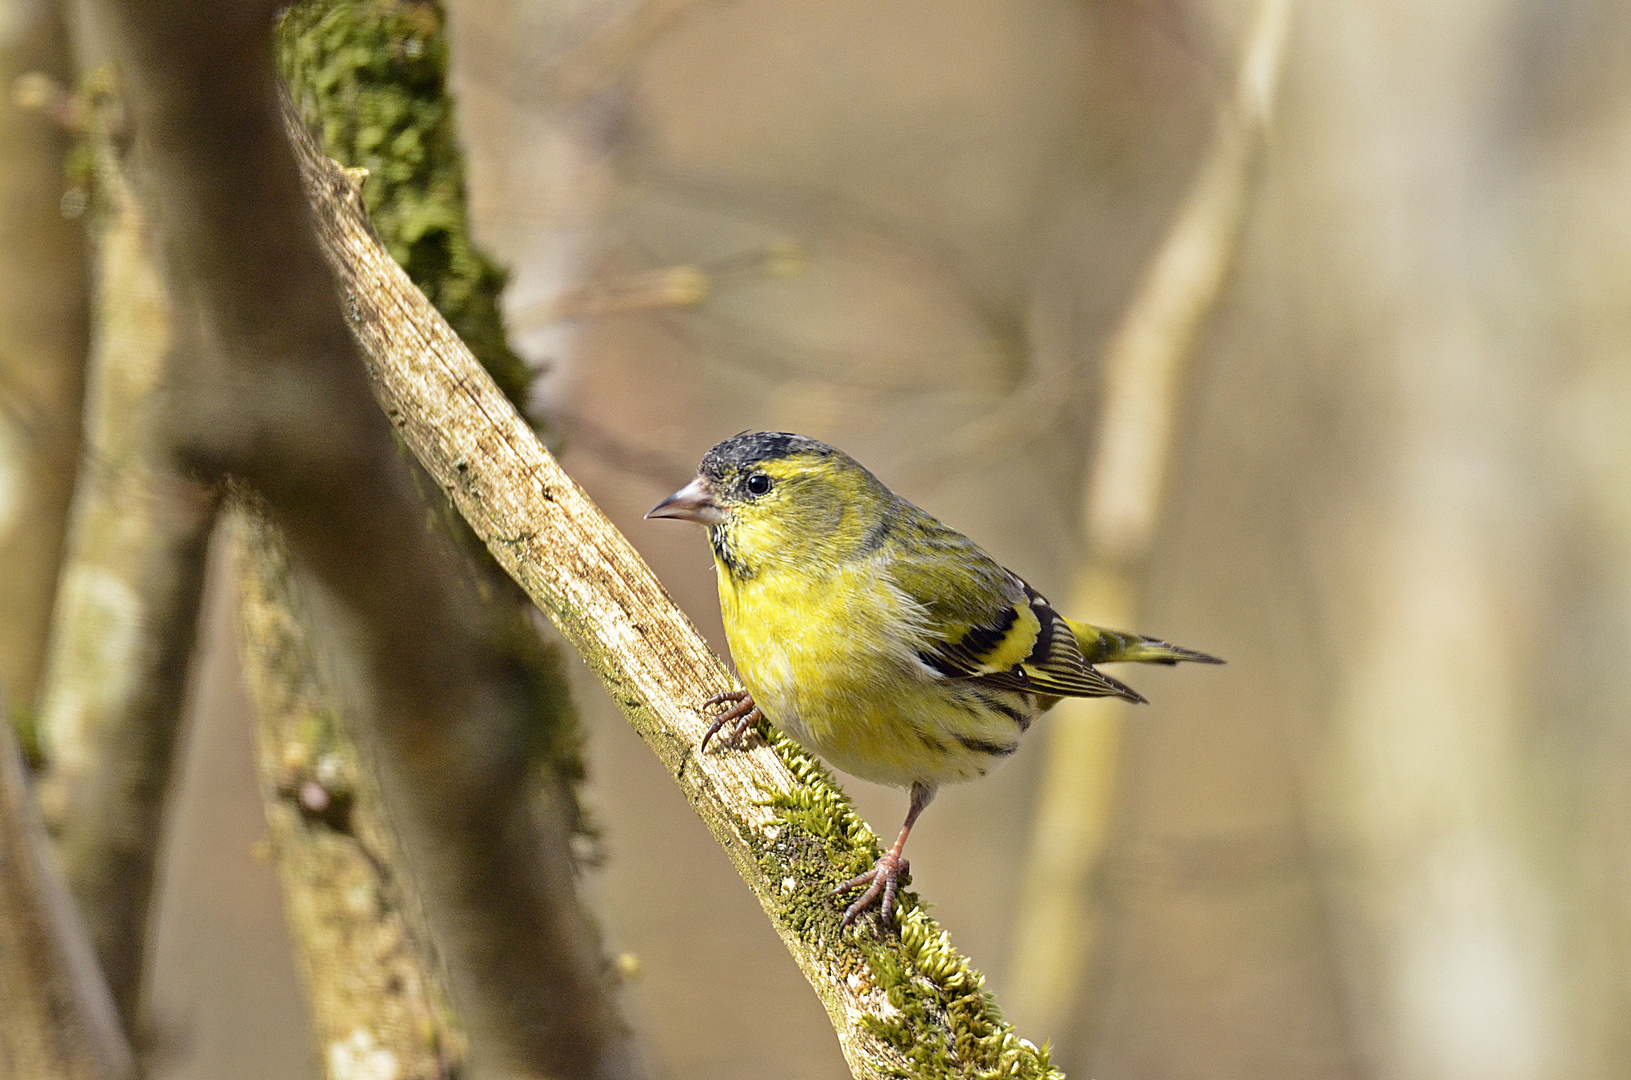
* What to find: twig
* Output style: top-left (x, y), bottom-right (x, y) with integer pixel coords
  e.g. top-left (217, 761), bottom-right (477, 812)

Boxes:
top-left (283, 94), bottom-right (1060, 1080)
top-left (457, 0), bottom-right (723, 112)
top-left (1005, 0), bottom-right (1294, 1039)
top-left (545, 409), bottom-right (695, 492)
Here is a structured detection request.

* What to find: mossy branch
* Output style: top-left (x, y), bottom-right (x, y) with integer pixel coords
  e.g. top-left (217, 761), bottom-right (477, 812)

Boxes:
top-left (281, 95), bottom-right (1060, 1080)
top-left (80, 0), bottom-right (634, 1069)
top-left (274, 0), bottom-right (532, 409)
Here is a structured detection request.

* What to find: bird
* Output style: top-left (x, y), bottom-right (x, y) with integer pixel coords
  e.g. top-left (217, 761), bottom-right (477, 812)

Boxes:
top-left (646, 431), bottom-right (1221, 927)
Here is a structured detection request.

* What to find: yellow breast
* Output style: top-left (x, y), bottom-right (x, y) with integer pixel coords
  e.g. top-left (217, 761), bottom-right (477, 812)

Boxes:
top-left (713, 556), bottom-right (1030, 788)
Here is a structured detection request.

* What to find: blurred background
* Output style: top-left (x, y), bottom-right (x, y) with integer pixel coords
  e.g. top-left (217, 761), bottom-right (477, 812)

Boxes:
top-left (5, 0), bottom-right (1631, 1078)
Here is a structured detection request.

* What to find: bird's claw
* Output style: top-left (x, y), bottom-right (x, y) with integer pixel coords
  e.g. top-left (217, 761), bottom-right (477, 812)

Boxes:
top-left (701, 689), bottom-right (763, 752)
top-left (834, 855), bottom-right (911, 927)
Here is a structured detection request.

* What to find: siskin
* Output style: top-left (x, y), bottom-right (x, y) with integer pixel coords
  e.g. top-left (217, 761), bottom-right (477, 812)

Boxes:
top-left (647, 431), bottom-right (1221, 926)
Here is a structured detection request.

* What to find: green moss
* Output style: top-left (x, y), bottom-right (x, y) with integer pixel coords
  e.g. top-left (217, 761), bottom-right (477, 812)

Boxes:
top-left (275, 0), bottom-right (533, 408)
top-left (757, 729), bottom-right (1061, 1080)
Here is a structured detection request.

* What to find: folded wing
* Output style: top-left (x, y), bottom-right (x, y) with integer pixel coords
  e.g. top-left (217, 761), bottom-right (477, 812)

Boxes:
top-left (884, 513), bottom-right (1146, 703)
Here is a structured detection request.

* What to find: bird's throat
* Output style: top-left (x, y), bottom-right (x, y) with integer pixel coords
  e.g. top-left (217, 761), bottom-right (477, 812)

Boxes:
top-left (708, 524), bottom-right (754, 582)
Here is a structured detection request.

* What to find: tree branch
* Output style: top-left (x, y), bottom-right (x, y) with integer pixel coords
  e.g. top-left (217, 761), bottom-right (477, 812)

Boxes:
top-left (83, 1), bottom-right (637, 1073)
top-left (0, 1), bottom-right (89, 715)
top-left (31, 68), bottom-right (220, 1023)
top-left (1006, 0), bottom-right (1294, 1038)
top-left (282, 93), bottom-right (1059, 1080)
top-left (232, 506), bottom-right (464, 1080)
top-left (0, 686), bottom-right (133, 1080)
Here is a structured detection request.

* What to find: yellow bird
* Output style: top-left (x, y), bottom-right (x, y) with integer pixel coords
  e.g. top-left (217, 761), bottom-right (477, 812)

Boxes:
top-left (647, 432), bottom-right (1220, 926)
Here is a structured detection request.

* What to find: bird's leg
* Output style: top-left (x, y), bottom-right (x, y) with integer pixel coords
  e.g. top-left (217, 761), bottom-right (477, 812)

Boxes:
top-left (701, 688), bottom-right (764, 751)
top-left (834, 782), bottom-right (936, 927)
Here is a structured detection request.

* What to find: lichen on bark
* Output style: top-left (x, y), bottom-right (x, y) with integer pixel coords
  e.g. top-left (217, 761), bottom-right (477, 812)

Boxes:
top-left (273, 0), bottom-right (532, 409)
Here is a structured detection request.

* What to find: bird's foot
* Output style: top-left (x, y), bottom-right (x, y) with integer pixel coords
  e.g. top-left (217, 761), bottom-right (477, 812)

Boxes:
top-left (701, 689), bottom-right (763, 752)
top-left (833, 853), bottom-right (911, 927)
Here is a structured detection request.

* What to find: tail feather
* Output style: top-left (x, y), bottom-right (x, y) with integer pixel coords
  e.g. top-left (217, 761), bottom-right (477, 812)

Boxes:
top-left (1064, 619), bottom-right (1224, 667)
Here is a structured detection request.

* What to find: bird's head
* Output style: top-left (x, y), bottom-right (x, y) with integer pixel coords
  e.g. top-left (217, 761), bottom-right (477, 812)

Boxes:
top-left (646, 431), bottom-right (896, 578)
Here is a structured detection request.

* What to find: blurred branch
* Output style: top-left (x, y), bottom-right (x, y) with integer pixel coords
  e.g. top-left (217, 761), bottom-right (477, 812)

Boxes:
top-left (1081, 0), bottom-right (1292, 568)
top-left (82, 0), bottom-right (636, 1075)
top-left (233, 506), bottom-right (463, 1080)
top-left (0, 0), bottom-right (90, 715)
top-left (1006, 0), bottom-right (1293, 1039)
top-left (544, 0), bottom-right (717, 107)
top-left (32, 70), bottom-right (219, 1024)
top-left (889, 326), bottom-right (1076, 486)
top-left (283, 90), bottom-right (1061, 1080)
top-left (0, 687), bottom-right (134, 1080)
top-left (543, 264), bottom-right (710, 320)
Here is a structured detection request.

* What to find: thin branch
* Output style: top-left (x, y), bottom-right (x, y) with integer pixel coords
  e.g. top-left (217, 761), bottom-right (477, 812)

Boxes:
top-left (456, 0), bottom-right (721, 113)
top-left (1005, 0), bottom-right (1294, 1039)
top-left (1083, 0), bottom-right (1292, 566)
top-left (31, 73), bottom-right (220, 1023)
top-left (283, 95), bottom-right (1060, 1080)
top-left (545, 409), bottom-right (695, 493)
top-left (233, 506), bottom-right (463, 1080)
top-left (0, 687), bottom-right (134, 1080)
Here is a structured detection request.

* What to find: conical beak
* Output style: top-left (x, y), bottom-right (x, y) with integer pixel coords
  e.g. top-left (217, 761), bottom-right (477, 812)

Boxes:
top-left (645, 476), bottom-right (727, 525)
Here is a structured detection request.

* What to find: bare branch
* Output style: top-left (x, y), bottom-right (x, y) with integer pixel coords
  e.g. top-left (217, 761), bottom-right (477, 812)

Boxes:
top-left (1083, 0), bottom-right (1293, 566)
top-left (0, 688), bottom-right (134, 1080)
top-left (1006, 0), bottom-right (1294, 1037)
top-left (31, 73), bottom-right (219, 1023)
top-left (0, 0), bottom-right (89, 715)
top-left (82, 1), bottom-right (637, 1073)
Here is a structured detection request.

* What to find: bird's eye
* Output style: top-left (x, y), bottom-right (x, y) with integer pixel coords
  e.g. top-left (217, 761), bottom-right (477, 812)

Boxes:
top-left (745, 473), bottom-right (772, 496)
